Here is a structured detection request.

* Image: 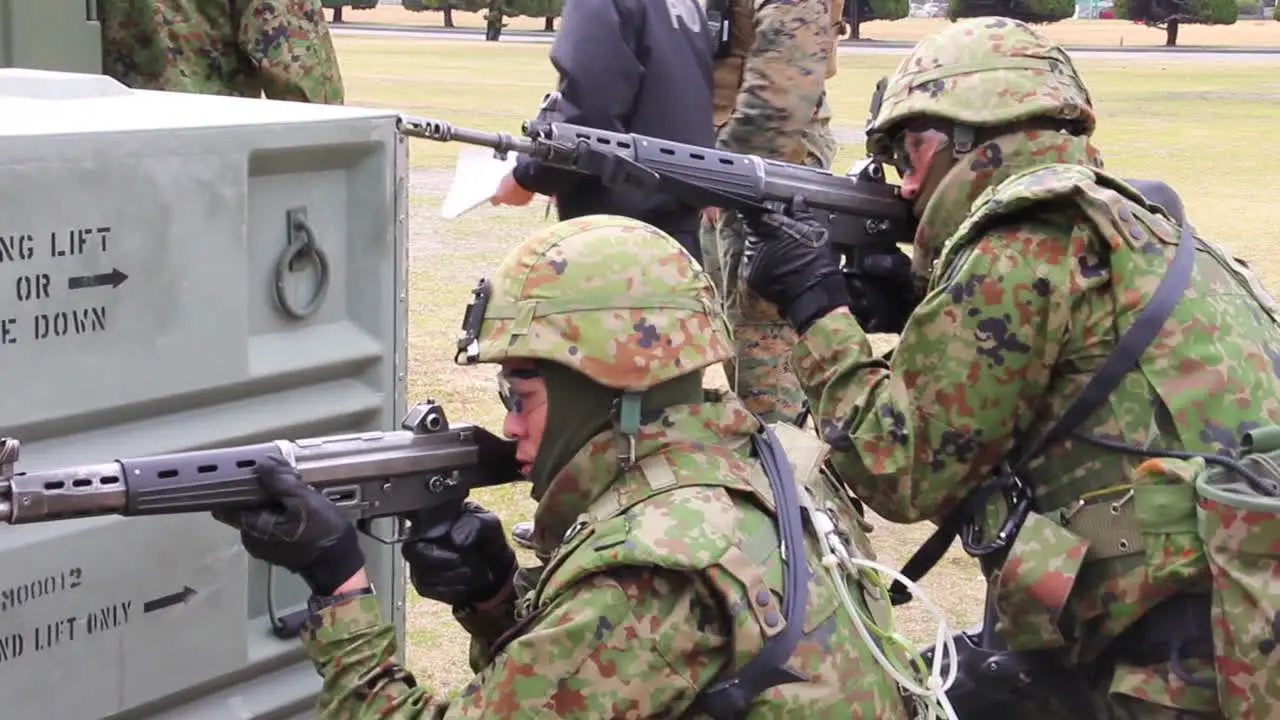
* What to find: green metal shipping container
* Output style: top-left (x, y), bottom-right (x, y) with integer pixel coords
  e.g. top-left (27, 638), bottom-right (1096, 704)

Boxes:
top-left (0, 1), bottom-right (104, 75)
top-left (0, 64), bottom-right (410, 718)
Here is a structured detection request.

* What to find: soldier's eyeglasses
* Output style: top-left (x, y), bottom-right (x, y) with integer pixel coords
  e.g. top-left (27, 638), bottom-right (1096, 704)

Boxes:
top-left (497, 367), bottom-right (540, 413)
top-left (889, 135), bottom-right (913, 178)
top-left (886, 122), bottom-right (951, 180)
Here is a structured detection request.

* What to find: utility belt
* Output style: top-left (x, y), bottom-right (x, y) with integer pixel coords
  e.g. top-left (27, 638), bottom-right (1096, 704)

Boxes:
top-left (917, 466), bottom-right (1218, 720)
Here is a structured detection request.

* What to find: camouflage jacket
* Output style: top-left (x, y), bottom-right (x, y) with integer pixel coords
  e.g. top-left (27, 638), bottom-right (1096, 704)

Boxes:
top-left (792, 129), bottom-right (1280, 710)
top-left (298, 393), bottom-right (912, 718)
top-left (100, 0), bottom-right (344, 104)
top-left (712, 0), bottom-right (835, 167)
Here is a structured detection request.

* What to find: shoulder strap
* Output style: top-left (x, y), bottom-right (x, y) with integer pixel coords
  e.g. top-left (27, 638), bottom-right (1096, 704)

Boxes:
top-left (690, 423), bottom-right (810, 719)
top-left (1014, 211), bottom-right (1197, 465)
top-left (889, 205), bottom-right (1198, 606)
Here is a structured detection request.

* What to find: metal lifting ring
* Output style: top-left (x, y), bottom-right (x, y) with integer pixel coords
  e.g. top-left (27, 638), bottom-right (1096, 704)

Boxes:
top-left (274, 210), bottom-right (331, 320)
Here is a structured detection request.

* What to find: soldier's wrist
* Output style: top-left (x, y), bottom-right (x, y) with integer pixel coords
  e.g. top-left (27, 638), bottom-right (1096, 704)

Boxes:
top-left (788, 274), bottom-right (851, 334)
top-left (331, 568), bottom-right (371, 595)
top-left (306, 583), bottom-right (375, 615)
top-left (469, 575), bottom-right (515, 613)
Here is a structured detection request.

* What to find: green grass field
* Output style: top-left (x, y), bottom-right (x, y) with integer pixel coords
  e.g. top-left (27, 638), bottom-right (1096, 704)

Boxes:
top-left (330, 34), bottom-right (1280, 692)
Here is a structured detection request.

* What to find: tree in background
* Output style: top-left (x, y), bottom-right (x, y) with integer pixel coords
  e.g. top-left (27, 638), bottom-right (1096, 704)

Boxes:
top-left (948, 0), bottom-right (1075, 23)
top-left (1114, 0), bottom-right (1238, 45)
top-left (402, 0), bottom-right (488, 27)
top-left (323, 0), bottom-right (379, 23)
top-left (507, 0), bottom-right (566, 31)
top-left (842, 0), bottom-right (910, 40)
top-left (1236, 0), bottom-right (1260, 15)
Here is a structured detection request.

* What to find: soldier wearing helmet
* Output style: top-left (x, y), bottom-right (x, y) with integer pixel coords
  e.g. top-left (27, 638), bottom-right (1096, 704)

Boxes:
top-left (738, 16), bottom-right (1280, 719)
top-left (212, 215), bottom-right (936, 717)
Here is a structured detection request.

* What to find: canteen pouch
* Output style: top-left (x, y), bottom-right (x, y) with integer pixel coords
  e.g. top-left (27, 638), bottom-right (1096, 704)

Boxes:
top-left (1132, 457), bottom-right (1209, 587)
top-left (1194, 426), bottom-right (1280, 719)
top-left (990, 511), bottom-right (1090, 651)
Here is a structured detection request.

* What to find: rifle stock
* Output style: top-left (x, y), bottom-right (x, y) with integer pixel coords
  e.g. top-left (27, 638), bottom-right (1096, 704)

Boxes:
top-left (0, 401), bottom-right (516, 543)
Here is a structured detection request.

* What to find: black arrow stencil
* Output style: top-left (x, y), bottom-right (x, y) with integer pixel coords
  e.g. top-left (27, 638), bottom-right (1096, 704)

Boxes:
top-left (143, 586), bottom-right (197, 613)
top-left (68, 268), bottom-right (129, 290)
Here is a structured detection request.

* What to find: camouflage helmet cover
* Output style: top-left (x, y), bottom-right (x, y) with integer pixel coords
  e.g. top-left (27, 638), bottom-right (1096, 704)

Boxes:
top-left (454, 215), bottom-right (734, 392)
top-left (865, 16), bottom-right (1096, 159)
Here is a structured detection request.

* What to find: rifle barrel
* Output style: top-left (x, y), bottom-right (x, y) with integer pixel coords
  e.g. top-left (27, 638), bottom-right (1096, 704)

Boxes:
top-left (398, 116), bottom-right (536, 157)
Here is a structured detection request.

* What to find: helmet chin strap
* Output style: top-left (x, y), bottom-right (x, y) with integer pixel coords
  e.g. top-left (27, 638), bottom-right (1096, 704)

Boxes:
top-left (906, 122), bottom-right (980, 283)
top-left (909, 122), bottom-right (979, 217)
top-left (950, 123), bottom-right (976, 155)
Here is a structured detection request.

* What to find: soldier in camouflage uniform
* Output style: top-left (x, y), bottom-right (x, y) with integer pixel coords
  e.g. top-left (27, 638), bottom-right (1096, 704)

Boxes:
top-left (213, 215), bottom-right (920, 718)
top-left (740, 16), bottom-right (1280, 719)
top-left (100, 0), bottom-right (344, 103)
top-left (699, 0), bottom-right (843, 424)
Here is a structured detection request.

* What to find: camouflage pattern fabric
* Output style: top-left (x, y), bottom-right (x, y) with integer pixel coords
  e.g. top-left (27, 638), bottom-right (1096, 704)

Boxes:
top-left (100, 0), bottom-right (344, 103)
top-left (699, 208), bottom-right (809, 425)
top-left (709, 0), bottom-right (836, 159)
top-left (456, 216), bottom-right (733, 393)
top-left (451, 564), bottom-right (546, 673)
top-left (701, 0), bottom-right (837, 424)
top-left (699, 145), bottom-right (836, 424)
top-left (800, 93), bottom-right (839, 171)
top-left (791, 16), bottom-right (1280, 718)
top-left (297, 395), bottom-right (913, 719)
top-left (1191, 437), bottom-right (1280, 719)
top-left (297, 215), bottom-right (915, 717)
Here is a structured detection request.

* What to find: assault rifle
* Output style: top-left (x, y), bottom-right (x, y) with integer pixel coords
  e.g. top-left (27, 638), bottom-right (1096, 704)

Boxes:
top-left (396, 114), bottom-right (915, 270)
top-left (0, 400), bottom-right (519, 637)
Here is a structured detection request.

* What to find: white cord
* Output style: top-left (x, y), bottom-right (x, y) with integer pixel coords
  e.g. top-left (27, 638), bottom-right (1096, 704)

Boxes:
top-left (810, 508), bottom-right (960, 720)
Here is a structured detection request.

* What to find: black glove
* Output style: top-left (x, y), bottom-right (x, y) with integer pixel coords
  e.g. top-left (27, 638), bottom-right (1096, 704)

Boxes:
top-left (846, 247), bottom-right (919, 334)
top-left (741, 195), bottom-right (852, 334)
top-left (401, 500), bottom-right (517, 608)
top-left (211, 456), bottom-right (365, 596)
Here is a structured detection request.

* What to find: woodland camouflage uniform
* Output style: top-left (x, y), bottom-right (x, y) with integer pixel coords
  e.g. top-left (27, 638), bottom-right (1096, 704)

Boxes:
top-left (99, 0), bottom-right (344, 103)
top-left (297, 215), bottom-right (915, 718)
top-left (791, 17), bottom-right (1280, 718)
top-left (698, 0), bottom-right (843, 424)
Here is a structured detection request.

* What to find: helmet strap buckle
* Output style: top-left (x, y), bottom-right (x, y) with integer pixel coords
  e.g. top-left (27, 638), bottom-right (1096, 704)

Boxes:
top-left (613, 392), bottom-right (643, 467)
top-left (951, 124), bottom-right (975, 155)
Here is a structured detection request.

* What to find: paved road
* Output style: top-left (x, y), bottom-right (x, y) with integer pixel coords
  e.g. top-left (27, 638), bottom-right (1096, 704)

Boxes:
top-left (331, 22), bottom-right (1280, 60)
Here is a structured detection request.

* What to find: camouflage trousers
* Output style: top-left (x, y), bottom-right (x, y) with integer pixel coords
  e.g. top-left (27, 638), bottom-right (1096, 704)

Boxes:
top-left (700, 101), bottom-right (837, 424)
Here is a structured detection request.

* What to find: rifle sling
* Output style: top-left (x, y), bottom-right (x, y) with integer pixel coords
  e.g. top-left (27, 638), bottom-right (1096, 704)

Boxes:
top-left (889, 211), bottom-right (1198, 605)
top-left (689, 423), bottom-right (811, 718)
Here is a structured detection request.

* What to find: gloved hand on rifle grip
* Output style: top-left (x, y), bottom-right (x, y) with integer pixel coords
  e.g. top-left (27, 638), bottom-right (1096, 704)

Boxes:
top-left (741, 195), bottom-right (852, 334)
top-left (401, 500), bottom-right (517, 609)
top-left (846, 247), bottom-right (918, 334)
top-left (211, 455), bottom-right (365, 597)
